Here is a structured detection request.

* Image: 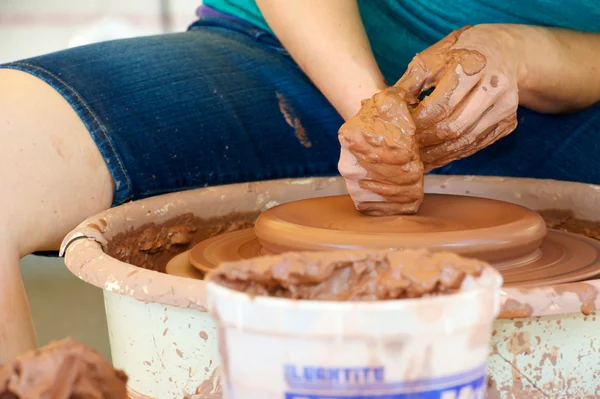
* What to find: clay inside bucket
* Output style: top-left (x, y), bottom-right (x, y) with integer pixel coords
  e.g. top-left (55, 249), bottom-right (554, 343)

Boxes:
top-left (164, 194), bottom-right (600, 288)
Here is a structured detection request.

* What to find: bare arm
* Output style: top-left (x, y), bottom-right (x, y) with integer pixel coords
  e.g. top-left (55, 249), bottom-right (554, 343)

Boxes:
top-left (510, 25), bottom-right (600, 114)
top-left (256, 0), bottom-right (387, 120)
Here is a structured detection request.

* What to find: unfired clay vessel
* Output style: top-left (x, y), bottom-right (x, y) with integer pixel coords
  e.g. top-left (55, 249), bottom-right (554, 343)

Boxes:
top-left (61, 176), bottom-right (600, 399)
top-left (186, 193), bottom-right (600, 288)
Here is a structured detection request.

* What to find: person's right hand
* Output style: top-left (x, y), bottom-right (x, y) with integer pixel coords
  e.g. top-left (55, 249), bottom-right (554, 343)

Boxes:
top-left (396, 25), bottom-right (519, 172)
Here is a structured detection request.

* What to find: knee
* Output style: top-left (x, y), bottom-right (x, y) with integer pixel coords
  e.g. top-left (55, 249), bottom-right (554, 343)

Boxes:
top-left (0, 69), bottom-right (114, 256)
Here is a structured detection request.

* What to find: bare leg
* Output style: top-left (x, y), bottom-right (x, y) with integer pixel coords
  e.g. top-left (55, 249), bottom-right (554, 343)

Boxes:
top-left (0, 69), bottom-right (114, 361)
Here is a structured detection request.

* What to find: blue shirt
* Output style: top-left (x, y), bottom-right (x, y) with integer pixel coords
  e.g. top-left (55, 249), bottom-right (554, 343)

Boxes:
top-left (203, 0), bottom-right (600, 83)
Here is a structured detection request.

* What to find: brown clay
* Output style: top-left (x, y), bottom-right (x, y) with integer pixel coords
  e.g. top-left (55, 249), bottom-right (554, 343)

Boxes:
top-left (171, 228), bottom-right (600, 288)
top-left (188, 229), bottom-right (262, 274)
top-left (253, 194), bottom-right (545, 259)
top-left (205, 249), bottom-right (489, 300)
top-left (538, 208), bottom-right (600, 240)
top-left (499, 230), bottom-right (600, 287)
top-left (181, 195), bottom-right (600, 289)
top-left (189, 193), bottom-right (546, 272)
top-left (107, 212), bottom-right (257, 272)
top-left (166, 251), bottom-right (205, 280)
top-left (0, 338), bottom-right (128, 399)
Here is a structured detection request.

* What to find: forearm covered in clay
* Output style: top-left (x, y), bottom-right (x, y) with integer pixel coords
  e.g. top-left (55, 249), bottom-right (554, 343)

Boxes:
top-left (256, 0), bottom-right (387, 120)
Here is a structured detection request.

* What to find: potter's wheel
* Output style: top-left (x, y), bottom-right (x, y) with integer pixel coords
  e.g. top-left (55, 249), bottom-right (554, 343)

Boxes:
top-left (166, 194), bottom-right (600, 288)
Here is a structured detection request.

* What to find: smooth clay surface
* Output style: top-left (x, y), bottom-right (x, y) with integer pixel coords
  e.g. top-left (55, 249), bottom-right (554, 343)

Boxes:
top-left (189, 193), bottom-right (548, 271)
top-left (253, 194), bottom-right (546, 259)
top-left (183, 195), bottom-right (600, 289)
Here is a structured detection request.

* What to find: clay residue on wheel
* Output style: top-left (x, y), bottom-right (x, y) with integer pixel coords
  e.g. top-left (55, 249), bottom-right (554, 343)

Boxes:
top-left (107, 212), bottom-right (258, 273)
top-left (0, 338), bottom-right (128, 399)
top-left (207, 249), bottom-right (493, 301)
top-left (538, 209), bottom-right (600, 240)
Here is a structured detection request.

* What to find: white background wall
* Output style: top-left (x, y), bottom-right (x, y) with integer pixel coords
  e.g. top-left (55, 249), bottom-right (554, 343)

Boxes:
top-left (1, 0), bottom-right (200, 63)
top-left (2, 0), bottom-right (202, 360)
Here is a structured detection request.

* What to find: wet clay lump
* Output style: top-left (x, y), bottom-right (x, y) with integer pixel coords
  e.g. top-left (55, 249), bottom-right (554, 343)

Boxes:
top-left (206, 249), bottom-right (488, 300)
top-left (0, 338), bottom-right (128, 399)
top-left (107, 212), bottom-right (257, 273)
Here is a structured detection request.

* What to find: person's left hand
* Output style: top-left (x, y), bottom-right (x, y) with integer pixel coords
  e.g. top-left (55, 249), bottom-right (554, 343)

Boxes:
top-left (396, 25), bottom-right (519, 172)
top-left (338, 87), bottom-right (424, 216)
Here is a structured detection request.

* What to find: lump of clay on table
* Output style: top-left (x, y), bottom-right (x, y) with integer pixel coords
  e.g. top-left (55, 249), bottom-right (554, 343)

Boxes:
top-left (338, 87), bottom-right (424, 216)
top-left (206, 249), bottom-right (491, 301)
top-left (0, 338), bottom-right (128, 399)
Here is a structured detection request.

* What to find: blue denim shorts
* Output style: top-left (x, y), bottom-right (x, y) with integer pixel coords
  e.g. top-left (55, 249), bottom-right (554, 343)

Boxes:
top-left (2, 16), bottom-right (600, 208)
top-left (1, 17), bottom-right (344, 207)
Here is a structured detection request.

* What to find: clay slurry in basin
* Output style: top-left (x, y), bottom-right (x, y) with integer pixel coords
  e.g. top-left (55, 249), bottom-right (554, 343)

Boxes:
top-left (206, 249), bottom-right (502, 399)
top-left (206, 249), bottom-right (489, 300)
top-left (0, 338), bottom-right (128, 399)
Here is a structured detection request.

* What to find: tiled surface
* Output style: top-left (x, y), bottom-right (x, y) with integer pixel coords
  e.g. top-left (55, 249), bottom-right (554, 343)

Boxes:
top-left (20, 255), bottom-right (112, 360)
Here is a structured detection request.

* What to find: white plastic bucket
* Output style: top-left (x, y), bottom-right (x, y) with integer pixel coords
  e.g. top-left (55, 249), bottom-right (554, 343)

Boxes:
top-left (207, 262), bottom-right (503, 399)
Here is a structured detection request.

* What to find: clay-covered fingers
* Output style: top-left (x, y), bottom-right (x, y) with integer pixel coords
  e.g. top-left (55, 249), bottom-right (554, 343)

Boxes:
top-left (338, 141), bottom-right (366, 181)
top-left (420, 93), bottom-right (518, 171)
top-left (338, 87), bottom-right (425, 215)
top-left (408, 50), bottom-right (486, 131)
top-left (395, 55), bottom-right (434, 96)
top-left (396, 26), bottom-right (474, 95)
top-left (356, 196), bottom-right (423, 216)
top-left (338, 145), bottom-right (384, 204)
top-left (417, 71), bottom-right (507, 148)
top-left (422, 115), bottom-right (517, 172)
top-left (355, 157), bottom-right (423, 212)
top-left (452, 114), bottom-right (517, 161)
top-left (421, 115), bottom-right (515, 171)
top-left (358, 171), bottom-right (423, 202)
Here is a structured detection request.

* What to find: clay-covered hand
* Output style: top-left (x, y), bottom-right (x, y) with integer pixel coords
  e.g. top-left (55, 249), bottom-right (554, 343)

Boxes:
top-left (396, 25), bottom-right (519, 172)
top-left (338, 87), bottom-right (424, 216)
